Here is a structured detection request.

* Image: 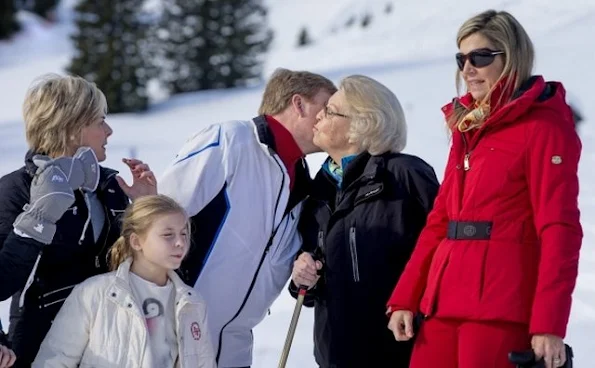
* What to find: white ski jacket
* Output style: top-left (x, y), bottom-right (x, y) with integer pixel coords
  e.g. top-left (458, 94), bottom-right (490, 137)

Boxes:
top-left (159, 116), bottom-right (308, 367)
top-left (32, 259), bottom-right (216, 368)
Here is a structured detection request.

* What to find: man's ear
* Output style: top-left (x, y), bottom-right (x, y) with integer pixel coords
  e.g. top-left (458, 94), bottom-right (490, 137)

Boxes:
top-left (291, 94), bottom-right (306, 117)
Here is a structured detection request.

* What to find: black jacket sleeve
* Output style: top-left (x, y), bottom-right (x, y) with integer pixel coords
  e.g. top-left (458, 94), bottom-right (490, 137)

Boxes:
top-left (404, 162), bottom-right (440, 216)
top-left (0, 170), bottom-right (44, 301)
top-left (0, 171), bottom-right (29, 249)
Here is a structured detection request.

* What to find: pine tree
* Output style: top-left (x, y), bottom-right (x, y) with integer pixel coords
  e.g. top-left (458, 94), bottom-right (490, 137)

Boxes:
top-left (0, 0), bottom-right (20, 40)
top-left (68, 0), bottom-right (149, 113)
top-left (32, 0), bottom-right (60, 20)
top-left (361, 13), bottom-right (372, 28)
top-left (158, 0), bottom-right (273, 94)
top-left (297, 26), bottom-right (312, 47)
top-left (385, 3), bottom-right (393, 14)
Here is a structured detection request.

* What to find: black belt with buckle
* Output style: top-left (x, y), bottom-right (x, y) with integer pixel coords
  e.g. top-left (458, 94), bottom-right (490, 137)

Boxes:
top-left (447, 221), bottom-right (492, 240)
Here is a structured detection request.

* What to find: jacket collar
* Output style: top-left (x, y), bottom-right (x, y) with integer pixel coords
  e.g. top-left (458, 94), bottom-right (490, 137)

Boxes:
top-left (252, 115), bottom-right (277, 152)
top-left (441, 76), bottom-right (548, 133)
top-left (108, 258), bottom-right (203, 312)
top-left (314, 152), bottom-right (384, 197)
top-left (24, 150), bottom-right (118, 192)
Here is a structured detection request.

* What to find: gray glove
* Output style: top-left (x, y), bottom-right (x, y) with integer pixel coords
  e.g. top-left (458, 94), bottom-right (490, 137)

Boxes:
top-left (31, 146), bottom-right (100, 192)
top-left (12, 148), bottom-right (100, 245)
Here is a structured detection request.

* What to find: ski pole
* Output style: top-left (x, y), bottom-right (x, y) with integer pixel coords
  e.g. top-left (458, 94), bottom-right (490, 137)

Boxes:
top-left (278, 286), bottom-right (307, 368)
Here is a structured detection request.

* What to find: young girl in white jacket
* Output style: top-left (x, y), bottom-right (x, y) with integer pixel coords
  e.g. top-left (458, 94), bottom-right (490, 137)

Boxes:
top-left (32, 195), bottom-right (216, 368)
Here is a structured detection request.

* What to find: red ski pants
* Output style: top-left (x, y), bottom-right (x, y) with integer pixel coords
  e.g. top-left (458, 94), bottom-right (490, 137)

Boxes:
top-left (410, 317), bottom-right (531, 368)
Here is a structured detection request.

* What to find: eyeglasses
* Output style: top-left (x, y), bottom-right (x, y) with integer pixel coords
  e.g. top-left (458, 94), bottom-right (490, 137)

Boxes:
top-left (456, 49), bottom-right (504, 71)
top-left (324, 105), bottom-right (350, 119)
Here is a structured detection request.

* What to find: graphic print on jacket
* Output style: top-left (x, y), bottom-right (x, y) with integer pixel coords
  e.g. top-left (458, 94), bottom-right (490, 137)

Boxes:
top-left (292, 152), bottom-right (440, 368)
top-left (130, 273), bottom-right (178, 367)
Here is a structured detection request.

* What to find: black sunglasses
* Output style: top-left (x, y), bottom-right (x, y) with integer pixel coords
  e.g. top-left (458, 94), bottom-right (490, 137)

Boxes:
top-left (456, 49), bottom-right (504, 71)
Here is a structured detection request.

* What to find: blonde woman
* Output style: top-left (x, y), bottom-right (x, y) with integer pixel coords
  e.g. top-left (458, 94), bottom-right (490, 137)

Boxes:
top-left (0, 74), bottom-right (156, 367)
top-left (387, 10), bottom-right (581, 368)
top-left (290, 75), bottom-right (439, 367)
top-left (33, 195), bottom-right (216, 368)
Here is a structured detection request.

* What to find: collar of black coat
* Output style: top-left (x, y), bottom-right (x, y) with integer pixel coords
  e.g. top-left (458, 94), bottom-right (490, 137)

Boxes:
top-left (314, 152), bottom-right (385, 194)
top-left (23, 150), bottom-right (119, 191)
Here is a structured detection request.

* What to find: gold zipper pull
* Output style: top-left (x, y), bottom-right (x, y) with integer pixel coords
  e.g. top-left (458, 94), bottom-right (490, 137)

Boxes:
top-left (463, 153), bottom-right (470, 171)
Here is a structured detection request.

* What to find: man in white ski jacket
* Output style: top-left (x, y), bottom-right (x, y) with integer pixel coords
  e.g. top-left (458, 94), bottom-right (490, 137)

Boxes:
top-left (159, 68), bottom-right (336, 368)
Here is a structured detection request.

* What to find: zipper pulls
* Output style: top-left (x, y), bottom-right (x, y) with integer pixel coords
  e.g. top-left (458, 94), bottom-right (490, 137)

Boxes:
top-left (317, 230), bottom-right (324, 250)
top-left (464, 153), bottom-right (471, 171)
top-left (95, 256), bottom-right (100, 268)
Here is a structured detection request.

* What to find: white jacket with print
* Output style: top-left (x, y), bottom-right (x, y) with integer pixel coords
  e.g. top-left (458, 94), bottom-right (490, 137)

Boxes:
top-left (32, 259), bottom-right (216, 368)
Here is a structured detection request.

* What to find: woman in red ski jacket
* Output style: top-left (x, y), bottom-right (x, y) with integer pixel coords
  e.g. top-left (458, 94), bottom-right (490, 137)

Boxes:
top-left (387, 9), bottom-right (582, 368)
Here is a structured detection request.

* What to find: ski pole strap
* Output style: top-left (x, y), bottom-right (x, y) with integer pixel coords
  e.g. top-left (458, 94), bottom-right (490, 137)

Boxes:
top-left (447, 221), bottom-right (492, 240)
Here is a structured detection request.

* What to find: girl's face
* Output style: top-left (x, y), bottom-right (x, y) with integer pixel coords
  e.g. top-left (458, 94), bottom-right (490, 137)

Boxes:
top-left (131, 212), bottom-right (189, 275)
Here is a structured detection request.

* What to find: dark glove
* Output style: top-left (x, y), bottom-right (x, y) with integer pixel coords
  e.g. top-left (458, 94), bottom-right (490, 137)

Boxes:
top-left (12, 147), bottom-right (99, 244)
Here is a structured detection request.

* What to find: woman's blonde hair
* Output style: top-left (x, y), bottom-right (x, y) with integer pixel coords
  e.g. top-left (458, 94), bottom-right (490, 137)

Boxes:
top-left (23, 73), bottom-right (108, 157)
top-left (109, 195), bottom-right (190, 271)
top-left (341, 75), bottom-right (407, 155)
top-left (451, 10), bottom-right (534, 131)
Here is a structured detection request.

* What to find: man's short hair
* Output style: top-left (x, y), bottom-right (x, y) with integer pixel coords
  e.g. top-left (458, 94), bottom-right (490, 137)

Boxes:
top-left (258, 68), bottom-right (336, 116)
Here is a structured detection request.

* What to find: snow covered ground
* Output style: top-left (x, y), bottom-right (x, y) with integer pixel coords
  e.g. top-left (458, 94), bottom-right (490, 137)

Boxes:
top-left (0, 0), bottom-right (593, 366)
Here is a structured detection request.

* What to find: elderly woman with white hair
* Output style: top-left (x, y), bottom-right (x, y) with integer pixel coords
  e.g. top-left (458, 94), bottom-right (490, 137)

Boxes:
top-left (289, 75), bottom-right (439, 367)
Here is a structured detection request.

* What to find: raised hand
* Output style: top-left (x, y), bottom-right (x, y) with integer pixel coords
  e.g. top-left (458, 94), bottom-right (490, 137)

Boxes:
top-left (116, 158), bottom-right (157, 200)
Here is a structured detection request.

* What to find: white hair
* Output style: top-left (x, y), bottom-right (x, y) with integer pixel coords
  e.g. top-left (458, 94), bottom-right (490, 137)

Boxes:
top-left (341, 75), bottom-right (407, 155)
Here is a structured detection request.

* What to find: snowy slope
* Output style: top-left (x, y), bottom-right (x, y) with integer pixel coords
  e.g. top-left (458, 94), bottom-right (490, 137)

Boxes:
top-left (1, 1), bottom-right (594, 366)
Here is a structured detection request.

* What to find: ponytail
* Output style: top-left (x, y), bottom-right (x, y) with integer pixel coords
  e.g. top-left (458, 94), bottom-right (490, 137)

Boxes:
top-left (108, 195), bottom-right (189, 271)
top-left (109, 235), bottom-right (132, 271)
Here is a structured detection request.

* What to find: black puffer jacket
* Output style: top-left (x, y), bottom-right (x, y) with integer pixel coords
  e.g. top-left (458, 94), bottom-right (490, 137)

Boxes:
top-left (0, 151), bottom-right (129, 367)
top-left (290, 152), bottom-right (439, 368)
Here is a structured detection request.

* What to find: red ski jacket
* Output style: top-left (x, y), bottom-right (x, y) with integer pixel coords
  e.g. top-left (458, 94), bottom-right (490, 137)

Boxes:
top-left (387, 76), bottom-right (582, 338)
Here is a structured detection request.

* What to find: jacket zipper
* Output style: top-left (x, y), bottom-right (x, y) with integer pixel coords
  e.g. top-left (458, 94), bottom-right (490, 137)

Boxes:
top-left (95, 172), bottom-right (118, 268)
top-left (41, 297), bottom-right (68, 308)
top-left (462, 133), bottom-right (471, 171)
top-left (215, 153), bottom-right (286, 364)
top-left (458, 133), bottom-right (471, 215)
top-left (349, 226), bottom-right (360, 282)
top-left (317, 230), bottom-right (324, 251)
top-left (41, 284), bottom-right (76, 298)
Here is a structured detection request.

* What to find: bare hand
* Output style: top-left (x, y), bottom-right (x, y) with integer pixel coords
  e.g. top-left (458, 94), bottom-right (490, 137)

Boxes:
top-left (387, 310), bottom-right (415, 341)
top-left (116, 158), bottom-right (157, 199)
top-left (0, 344), bottom-right (16, 368)
top-left (532, 334), bottom-right (566, 368)
top-left (291, 252), bottom-right (323, 289)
